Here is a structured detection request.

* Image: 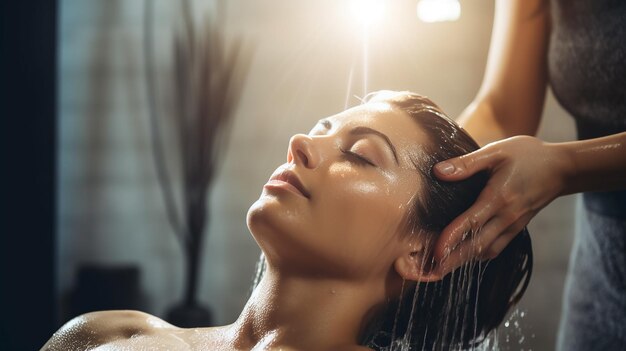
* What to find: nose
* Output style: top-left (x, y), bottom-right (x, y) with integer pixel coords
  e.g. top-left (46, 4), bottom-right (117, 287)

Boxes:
top-left (287, 134), bottom-right (321, 169)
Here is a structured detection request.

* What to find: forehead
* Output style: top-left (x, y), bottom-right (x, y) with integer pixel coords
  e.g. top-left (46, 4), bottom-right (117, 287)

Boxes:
top-left (325, 102), bottom-right (428, 148)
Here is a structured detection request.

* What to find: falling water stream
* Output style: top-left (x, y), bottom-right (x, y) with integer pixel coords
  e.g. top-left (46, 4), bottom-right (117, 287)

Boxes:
top-left (367, 230), bottom-right (532, 351)
top-left (361, 24), bottom-right (370, 99)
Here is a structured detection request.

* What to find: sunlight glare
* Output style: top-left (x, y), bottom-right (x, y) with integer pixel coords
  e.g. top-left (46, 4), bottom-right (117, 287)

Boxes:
top-left (417, 0), bottom-right (461, 23)
top-left (350, 0), bottom-right (386, 27)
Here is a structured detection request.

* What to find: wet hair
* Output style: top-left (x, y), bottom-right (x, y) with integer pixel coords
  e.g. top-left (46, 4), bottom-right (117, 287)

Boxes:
top-left (361, 91), bottom-right (533, 350)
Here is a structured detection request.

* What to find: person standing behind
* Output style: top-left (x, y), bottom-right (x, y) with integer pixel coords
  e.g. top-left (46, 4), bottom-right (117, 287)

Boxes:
top-left (429, 0), bottom-right (626, 350)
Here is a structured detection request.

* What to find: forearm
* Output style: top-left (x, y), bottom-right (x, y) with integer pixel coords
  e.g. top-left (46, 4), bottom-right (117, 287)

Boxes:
top-left (555, 132), bottom-right (626, 195)
top-left (457, 99), bottom-right (515, 146)
top-left (458, 0), bottom-right (550, 146)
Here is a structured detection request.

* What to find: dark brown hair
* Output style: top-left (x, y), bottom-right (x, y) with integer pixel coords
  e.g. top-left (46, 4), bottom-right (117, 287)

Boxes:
top-left (362, 91), bottom-right (533, 350)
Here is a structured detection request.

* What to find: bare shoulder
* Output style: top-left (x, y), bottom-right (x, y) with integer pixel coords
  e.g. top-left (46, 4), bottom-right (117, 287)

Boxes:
top-left (40, 310), bottom-right (175, 351)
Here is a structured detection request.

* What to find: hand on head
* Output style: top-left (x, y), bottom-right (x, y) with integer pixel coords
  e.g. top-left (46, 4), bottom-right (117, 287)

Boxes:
top-left (431, 135), bottom-right (570, 276)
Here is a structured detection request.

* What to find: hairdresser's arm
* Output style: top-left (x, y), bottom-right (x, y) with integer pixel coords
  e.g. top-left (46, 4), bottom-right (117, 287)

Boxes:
top-left (430, 0), bottom-right (616, 275)
top-left (431, 132), bottom-right (626, 276)
top-left (458, 0), bottom-right (550, 146)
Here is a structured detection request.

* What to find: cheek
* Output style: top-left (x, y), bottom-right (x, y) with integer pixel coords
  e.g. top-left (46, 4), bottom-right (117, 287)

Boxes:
top-left (312, 177), bottom-right (409, 276)
top-left (325, 163), bottom-right (412, 203)
top-left (315, 164), bottom-right (410, 238)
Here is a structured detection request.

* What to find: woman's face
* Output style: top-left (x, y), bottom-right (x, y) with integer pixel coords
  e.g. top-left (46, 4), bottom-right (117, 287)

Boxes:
top-left (247, 102), bottom-right (428, 280)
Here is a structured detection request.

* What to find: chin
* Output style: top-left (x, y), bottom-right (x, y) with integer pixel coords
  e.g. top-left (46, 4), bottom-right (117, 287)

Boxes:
top-left (246, 197), bottom-right (268, 234)
top-left (247, 190), bottom-right (309, 233)
top-left (246, 196), bottom-right (321, 269)
top-left (246, 196), bottom-right (292, 246)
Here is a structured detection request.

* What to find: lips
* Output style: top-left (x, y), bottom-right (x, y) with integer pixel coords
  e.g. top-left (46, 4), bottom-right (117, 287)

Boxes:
top-left (267, 169), bottom-right (311, 199)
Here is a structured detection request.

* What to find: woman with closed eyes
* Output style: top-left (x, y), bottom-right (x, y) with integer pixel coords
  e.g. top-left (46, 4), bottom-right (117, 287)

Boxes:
top-left (42, 91), bottom-right (532, 351)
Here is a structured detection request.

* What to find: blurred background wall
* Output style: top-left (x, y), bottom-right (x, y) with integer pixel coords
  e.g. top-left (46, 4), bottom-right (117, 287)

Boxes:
top-left (57, 0), bottom-right (577, 349)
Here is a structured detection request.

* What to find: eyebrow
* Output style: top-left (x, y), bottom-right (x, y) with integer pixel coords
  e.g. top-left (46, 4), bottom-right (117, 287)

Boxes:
top-left (317, 119), bottom-right (399, 165)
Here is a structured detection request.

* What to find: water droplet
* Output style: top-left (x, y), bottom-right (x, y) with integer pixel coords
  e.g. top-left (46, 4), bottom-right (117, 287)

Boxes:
top-left (519, 335), bottom-right (525, 344)
top-left (504, 321), bottom-right (510, 328)
top-left (520, 311), bottom-right (525, 318)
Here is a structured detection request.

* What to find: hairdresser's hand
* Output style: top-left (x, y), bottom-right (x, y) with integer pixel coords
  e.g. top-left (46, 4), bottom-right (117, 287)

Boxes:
top-left (431, 135), bottom-right (571, 276)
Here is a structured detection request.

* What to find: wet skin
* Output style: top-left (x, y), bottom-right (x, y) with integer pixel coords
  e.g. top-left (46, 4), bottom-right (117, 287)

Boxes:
top-left (247, 101), bottom-right (427, 281)
top-left (42, 102), bottom-right (437, 351)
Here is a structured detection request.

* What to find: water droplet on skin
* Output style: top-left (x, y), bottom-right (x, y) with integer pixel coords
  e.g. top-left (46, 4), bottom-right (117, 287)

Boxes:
top-left (504, 321), bottom-right (510, 328)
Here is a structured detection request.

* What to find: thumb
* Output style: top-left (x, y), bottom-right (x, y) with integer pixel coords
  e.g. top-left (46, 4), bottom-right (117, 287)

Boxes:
top-left (433, 148), bottom-right (494, 181)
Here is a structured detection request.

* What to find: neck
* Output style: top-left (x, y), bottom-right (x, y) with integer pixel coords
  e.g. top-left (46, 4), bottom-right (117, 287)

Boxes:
top-left (226, 267), bottom-right (387, 350)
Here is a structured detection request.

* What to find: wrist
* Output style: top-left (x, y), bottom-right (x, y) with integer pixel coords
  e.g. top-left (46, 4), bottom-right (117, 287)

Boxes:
top-left (547, 141), bottom-right (577, 196)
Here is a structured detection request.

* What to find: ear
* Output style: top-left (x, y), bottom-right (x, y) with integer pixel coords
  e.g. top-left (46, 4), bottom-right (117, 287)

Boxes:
top-left (394, 241), bottom-right (443, 283)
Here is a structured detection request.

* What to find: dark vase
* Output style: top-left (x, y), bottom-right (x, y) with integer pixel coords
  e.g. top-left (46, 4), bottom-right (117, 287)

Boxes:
top-left (65, 264), bottom-right (143, 322)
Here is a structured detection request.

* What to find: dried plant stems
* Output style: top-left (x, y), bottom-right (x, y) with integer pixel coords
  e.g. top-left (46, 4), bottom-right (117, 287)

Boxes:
top-left (144, 0), bottom-right (249, 309)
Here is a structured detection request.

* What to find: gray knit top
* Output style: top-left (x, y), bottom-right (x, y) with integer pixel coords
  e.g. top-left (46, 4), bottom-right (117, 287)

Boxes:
top-left (548, 0), bottom-right (626, 141)
top-left (548, 0), bottom-right (626, 217)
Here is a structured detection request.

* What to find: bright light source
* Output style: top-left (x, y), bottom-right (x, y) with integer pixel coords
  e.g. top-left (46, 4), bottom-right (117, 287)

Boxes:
top-left (417, 0), bottom-right (461, 23)
top-left (350, 0), bottom-right (386, 27)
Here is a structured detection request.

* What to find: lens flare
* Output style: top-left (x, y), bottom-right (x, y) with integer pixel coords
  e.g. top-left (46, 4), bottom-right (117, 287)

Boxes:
top-left (417, 0), bottom-right (461, 23)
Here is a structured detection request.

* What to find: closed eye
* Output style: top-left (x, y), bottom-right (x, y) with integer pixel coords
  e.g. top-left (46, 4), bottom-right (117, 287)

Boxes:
top-left (340, 147), bottom-right (376, 167)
